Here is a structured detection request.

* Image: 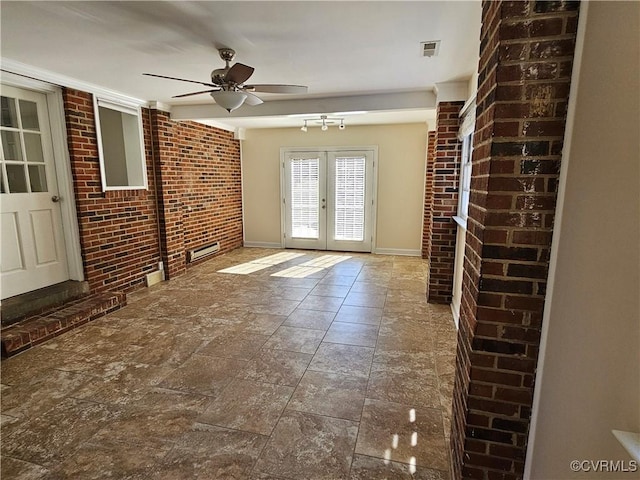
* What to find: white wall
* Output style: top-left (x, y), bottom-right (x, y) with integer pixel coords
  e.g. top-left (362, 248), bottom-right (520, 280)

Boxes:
top-left (241, 123), bottom-right (428, 254)
top-left (526, 2), bottom-right (640, 478)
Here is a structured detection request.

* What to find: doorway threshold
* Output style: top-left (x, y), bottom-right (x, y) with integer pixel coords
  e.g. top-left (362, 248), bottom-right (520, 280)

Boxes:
top-left (1, 290), bottom-right (126, 358)
top-left (1, 280), bottom-right (90, 328)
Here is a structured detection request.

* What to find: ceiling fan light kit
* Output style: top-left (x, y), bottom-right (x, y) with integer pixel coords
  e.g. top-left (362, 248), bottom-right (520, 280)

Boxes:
top-left (144, 48), bottom-right (308, 112)
top-left (211, 91), bottom-right (247, 112)
top-left (300, 115), bottom-right (345, 132)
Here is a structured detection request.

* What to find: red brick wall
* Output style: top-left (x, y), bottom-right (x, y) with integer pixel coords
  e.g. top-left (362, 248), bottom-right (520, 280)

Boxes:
top-left (427, 101), bottom-right (464, 303)
top-left (450, 1), bottom-right (580, 478)
top-left (63, 92), bottom-right (243, 291)
top-left (174, 121), bottom-right (243, 257)
top-left (422, 130), bottom-right (436, 259)
top-left (150, 110), bottom-right (243, 278)
top-left (63, 89), bottom-right (161, 292)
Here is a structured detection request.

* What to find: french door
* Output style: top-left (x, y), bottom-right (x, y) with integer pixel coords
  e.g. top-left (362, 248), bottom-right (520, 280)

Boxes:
top-left (283, 149), bottom-right (375, 252)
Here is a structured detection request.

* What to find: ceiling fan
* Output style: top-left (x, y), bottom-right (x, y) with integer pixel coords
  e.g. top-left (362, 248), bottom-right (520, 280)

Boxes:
top-left (144, 48), bottom-right (308, 112)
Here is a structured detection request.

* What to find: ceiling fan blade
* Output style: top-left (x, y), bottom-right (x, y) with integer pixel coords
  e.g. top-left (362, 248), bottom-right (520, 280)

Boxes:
top-left (245, 84), bottom-right (308, 94)
top-left (243, 92), bottom-right (264, 106)
top-left (143, 73), bottom-right (218, 88)
top-left (172, 89), bottom-right (219, 98)
top-left (225, 63), bottom-right (254, 84)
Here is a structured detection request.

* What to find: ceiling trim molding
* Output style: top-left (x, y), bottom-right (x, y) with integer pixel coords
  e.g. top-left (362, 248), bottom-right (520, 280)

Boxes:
top-left (147, 101), bottom-right (172, 113)
top-left (170, 90), bottom-right (437, 121)
top-left (434, 81), bottom-right (470, 104)
top-left (0, 58), bottom-right (147, 106)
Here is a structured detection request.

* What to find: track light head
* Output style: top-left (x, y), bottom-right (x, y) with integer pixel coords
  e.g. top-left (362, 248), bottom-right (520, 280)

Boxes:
top-left (299, 115), bottom-right (345, 132)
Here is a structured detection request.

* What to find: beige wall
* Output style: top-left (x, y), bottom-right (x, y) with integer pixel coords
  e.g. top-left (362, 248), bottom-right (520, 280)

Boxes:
top-left (526, 2), bottom-right (640, 477)
top-left (241, 123), bottom-right (428, 253)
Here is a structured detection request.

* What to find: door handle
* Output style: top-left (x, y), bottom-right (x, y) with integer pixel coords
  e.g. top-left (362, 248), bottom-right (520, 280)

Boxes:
top-left (51, 195), bottom-right (61, 203)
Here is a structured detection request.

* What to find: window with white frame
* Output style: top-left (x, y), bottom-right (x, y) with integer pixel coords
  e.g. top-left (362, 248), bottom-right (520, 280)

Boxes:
top-left (457, 105), bottom-right (475, 220)
top-left (458, 133), bottom-right (473, 219)
top-left (93, 97), bottom-right (147, 191)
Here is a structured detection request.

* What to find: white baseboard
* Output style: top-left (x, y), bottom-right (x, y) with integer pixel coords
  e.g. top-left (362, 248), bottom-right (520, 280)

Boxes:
top-left (373, 248), bottom-right (422, 257)
top-left (243, 241), bottom-right (283, 249)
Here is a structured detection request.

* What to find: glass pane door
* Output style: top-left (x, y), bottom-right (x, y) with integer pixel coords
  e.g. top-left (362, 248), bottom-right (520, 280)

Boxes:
top-left (284, 152), bottom-right (327, 250)
top-left (327, 151), bottom-right (373, 252)
top-left (283, 149), bottom-right (374, 253)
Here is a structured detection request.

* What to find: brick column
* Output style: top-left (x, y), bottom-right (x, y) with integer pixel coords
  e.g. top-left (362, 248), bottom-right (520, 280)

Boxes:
top-left (422, 130), bottom-right (436, 259)
top-left (150, 109), bottom-right (186, 279)
top-left (450, 1), bottom-right (580, 479)
top-left (427, 101), bottom-right (464, 303)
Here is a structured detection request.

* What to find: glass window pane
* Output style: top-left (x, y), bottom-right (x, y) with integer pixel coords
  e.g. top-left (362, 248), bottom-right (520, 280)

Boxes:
top-left (334, 157), bottom-right (365, 241)
top-left (1, 131), bottom-right (23, 161)
top-left (1, 97), bottom-right (18, 128)
top-left (0, 167), bottom-right (5, 193)
top-left (19, 100), bottom-right (40, 130)
top-left (96, 100), bottom-right (147, 190)
top-left (28, 165), bottom-right (48, 192)
top-left (290, 158), bottom-right (319, 239)
top-left (6, 164), bottom-right (28, 192)
top-left (24, 132), bottom-right (44, 162)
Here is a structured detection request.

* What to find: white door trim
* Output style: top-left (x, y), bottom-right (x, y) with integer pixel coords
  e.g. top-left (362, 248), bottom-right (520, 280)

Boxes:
top-left (280, 145), bottom-right (379, 252)
top-left (1, 71), bottom-right (84, 283)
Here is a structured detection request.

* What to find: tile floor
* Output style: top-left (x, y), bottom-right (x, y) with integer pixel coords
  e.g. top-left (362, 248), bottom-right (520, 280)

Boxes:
top-left (1, 248), bottom-right (458, 480)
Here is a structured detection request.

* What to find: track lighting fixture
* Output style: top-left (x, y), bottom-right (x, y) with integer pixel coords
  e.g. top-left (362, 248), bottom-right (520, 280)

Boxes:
top-left (299, 115), bottom-right (345, 132)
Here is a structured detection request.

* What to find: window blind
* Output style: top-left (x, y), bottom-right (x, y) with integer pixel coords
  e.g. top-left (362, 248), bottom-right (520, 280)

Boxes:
top-left (290, 158), bottom-right (320, 239)
top-left (334, 156), bottom-right (365, 241)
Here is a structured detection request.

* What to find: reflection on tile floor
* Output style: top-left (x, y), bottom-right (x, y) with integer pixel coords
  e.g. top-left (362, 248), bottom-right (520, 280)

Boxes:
top-left (0, 248), bottom-right (457, 479)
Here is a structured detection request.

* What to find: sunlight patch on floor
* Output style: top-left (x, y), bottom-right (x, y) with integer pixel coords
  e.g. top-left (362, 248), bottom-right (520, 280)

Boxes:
top-left (270, 266), bottom-right (325, 278)
top-left (217, 252), bottom-right (306, 275)
top-left (299, 255), bottom-right (351, 268)
top-left (218, 252), bottom-right (351, 278)
top-left (252, 252), bottom-right (307, 265)
top-left (271, 255), bottom-right (351, 278)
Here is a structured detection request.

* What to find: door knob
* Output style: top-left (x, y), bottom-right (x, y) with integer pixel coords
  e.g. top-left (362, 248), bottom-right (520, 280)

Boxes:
top-left (51, 195), bottom-right (61, 203)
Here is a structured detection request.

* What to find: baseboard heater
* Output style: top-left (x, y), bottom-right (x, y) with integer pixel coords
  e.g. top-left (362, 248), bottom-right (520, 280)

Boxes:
top-left (188, 241), bottom-right (220, 263)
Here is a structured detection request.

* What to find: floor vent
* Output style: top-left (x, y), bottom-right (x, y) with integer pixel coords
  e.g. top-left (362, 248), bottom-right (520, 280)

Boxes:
top-left (188, 241), bottom-right (220, 263)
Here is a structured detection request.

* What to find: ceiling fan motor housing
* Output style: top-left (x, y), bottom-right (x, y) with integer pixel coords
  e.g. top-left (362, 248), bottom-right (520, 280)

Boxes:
top-left (211, 48), bottom-right (236, 85)
top-left (211, 68), bottom-right (229, 85)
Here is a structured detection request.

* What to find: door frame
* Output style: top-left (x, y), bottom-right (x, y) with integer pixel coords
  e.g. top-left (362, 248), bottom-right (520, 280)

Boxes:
top-left (1, 71), bottom-right (84, 283)
top-left (279, 145), bottom-right (379, 252)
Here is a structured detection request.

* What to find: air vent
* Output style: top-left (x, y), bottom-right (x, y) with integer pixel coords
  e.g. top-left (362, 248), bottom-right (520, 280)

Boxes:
top-left (188, 241), bottom-right (220, 263)
top-left (421, 40), bottom-right (441, 57)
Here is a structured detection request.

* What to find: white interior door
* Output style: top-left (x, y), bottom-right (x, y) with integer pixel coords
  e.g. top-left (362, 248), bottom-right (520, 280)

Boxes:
top-left (283, 149), bottom-right (374, 253)
top-left (1, 85), bottom-right (69, 299)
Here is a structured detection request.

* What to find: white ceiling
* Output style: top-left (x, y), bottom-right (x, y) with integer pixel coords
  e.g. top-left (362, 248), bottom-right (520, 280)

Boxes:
top-left (0, 1), bottom-right (481, 131)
